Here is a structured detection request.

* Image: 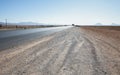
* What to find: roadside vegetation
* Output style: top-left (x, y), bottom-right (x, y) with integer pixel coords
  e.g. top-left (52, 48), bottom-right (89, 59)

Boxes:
top-left (0, 24), bottom-right (67, 30)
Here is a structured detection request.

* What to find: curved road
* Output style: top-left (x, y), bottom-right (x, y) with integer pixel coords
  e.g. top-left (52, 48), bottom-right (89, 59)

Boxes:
top-left (0, 27), bottom-right (120, 75)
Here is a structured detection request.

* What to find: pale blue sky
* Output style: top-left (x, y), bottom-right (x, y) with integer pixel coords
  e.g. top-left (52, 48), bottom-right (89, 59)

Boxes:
top-left (0, 0), bottom-right (120, 25)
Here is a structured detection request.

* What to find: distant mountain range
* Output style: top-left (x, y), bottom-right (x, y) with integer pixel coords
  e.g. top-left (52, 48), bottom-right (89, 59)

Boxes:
top-left (95, 23), bottom-right (103, 25)
top-left (17, 22), bottom-right (45, 25)
top-left (111, 23), bottom-right (119, 25)
top-left (0, 22), bottom-right (46, 26)
top-left (95, 23), bottom-right (120, 26)
top-left (0, 22), bottom-right (120, 26)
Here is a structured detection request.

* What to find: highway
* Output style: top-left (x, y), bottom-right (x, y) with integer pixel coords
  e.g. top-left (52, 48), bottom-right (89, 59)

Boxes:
top-left (0, 26), bottom-right (71, 50)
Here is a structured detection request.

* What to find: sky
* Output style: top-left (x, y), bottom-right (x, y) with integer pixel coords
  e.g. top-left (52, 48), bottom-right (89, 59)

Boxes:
top-left (0, 0), bottom-right (120, 25)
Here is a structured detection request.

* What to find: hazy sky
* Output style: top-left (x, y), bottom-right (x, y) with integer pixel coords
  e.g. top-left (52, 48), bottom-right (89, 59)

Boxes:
top-left (0, 0), bottom-right (120, 25)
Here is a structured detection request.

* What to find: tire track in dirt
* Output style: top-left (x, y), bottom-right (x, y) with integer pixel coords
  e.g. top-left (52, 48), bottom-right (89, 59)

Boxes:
top-left (83, 36), bottom-right (107, 75)
top-left (12, 30), bottom-right (71, 75)
top-left (57, 33), bottom-right (85, 75)
top-left (79, 27), bottom-right (120, 75)
top-left (95, 39), bottom-right (120, 75)
top-left (97, 39), bottom-right (120, 53)
top-left (0, 27), bottom-right (120, 75)
top-left (10, 40), bottom-right (65, 75)
top-left (42, 37), bottom-right (77, 75)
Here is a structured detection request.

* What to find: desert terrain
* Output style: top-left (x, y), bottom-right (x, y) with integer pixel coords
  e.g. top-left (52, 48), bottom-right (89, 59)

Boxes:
top-left (0, 26), bottom-right (120, 75)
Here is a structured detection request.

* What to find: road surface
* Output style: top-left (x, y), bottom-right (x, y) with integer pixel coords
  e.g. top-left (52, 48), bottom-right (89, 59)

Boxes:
top-left (0, 27), bottom-right (120, 75)
top-left (0, 27), bottom-right (70, 50)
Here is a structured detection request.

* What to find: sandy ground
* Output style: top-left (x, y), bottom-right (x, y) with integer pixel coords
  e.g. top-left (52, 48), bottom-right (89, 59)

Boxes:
top-left (0, 27), bottom-right (120, 75)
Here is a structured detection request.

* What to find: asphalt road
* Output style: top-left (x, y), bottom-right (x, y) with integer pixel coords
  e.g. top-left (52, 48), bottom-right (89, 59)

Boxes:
top-left (0, 26), bottom-right (71, 50)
